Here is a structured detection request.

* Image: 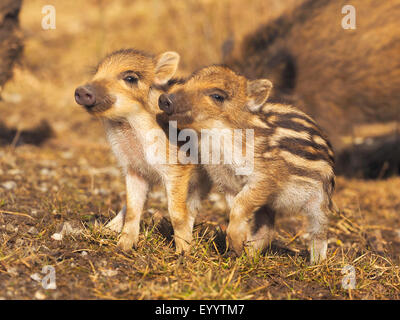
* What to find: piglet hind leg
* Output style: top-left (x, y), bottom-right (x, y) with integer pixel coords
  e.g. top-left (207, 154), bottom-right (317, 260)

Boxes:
top-left (164, 167), bottom-right (194, 254)
top-left (105, 205), bottom-right (126, 233)
top-left (117, 171), bottom-right (149, 251)
top-left (304, 197), bottom-right (329, 265)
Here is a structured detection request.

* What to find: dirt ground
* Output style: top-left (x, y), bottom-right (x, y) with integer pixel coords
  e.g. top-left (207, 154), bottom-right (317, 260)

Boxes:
top-left (0, 0), bottom-right (399, 300)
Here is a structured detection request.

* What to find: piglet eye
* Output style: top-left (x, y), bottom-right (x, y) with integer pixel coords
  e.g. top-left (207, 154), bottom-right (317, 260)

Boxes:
top-left (124, 76), bottom-right (138, 84)
top-left (210, 94), bottom-right (225, 103)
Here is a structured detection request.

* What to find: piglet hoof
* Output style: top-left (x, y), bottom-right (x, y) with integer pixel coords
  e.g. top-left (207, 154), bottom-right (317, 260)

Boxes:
top-left (309, 239), bottom-right (328, 265)
top-left (226, 226), bottom-right (246, 256)
top-left (174, 240), bottom-right (191, 255)
top-left (105, 205), bottom-right (126, 233)
top-left (226, 237), bottom-right (244, 257)
top-left (117, 234), bottom-right (136, 251)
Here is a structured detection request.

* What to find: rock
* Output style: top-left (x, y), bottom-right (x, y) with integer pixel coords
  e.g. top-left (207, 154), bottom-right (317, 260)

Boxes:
top-left (27, 226), bottom-right (38, 235)
top-left (2, 92), bottom-right (22, 103)
top-left (5, 223), bottom-right (17, 233)
top-left (34, 291), bottom-right (46, 300)
top-left (30, 273), bottom-right (42, 282)
top-left (60, 221), bottom-right (82, 236)
top-left (15, 239), bottom-right (24, 246)
top-left (6, 267), bottom-right (18, 276)
top-left (51, 233), bottom-right (63, 241)
top-left (60, 151), bottom-right (74, 159)
top-left (51, 222), bottom-right (83, 241)
top-left (37, 184), bottom-right (48, 193)
top-left (116, 283), bottom-right (129, 293)
top-left (101, 269), bottom-right (118, 277)
top-left (8, 169), bottom-right (21, 175)
top-left (1, 181), bottom-right (17, 190)
top-left (94, 188), bottom-right (109, 196)
top-left (39, 168), bottom-right (51, 176)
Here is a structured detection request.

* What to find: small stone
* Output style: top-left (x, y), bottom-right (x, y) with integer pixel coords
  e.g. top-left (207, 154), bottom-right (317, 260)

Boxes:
top-left (7, 267), bottom-right (18, 276)
top-left (60, 222), bottom-right (82, 236)
top-left (81, 251), bottom-right (88, 257)
top-left (116, 283), bottom-right (129, 293)
top-left (15, 239), bottom-right (24, 246)
top-left (60, 151), bottom-right (74, 159)
top-left (5, 223), bottom-right (17, 233)
top-left (34, 291), bottom-right (46, 300)
top-left (94, 188), bottom-right (109, 196)
top-left (2, 92), bottom-right (22, 103)
top-left (8, 169), bottom-right (21, 175)
top-left (301, 232), bottom-right (310, 240)
top-left (101, 269), bottom-right (118, 277)
top-left (1, 181), bottom-right (17, 190)
top-left (30, 273), bottom-right (42, 282)
top-left (51, 233), bottom-right (63, 241)
top-left (40, 168), bottom-right (51, 176)
top-left (37, 184), bottom-right (48, 193)
top-left (28, 226), bottom-right (38, 235)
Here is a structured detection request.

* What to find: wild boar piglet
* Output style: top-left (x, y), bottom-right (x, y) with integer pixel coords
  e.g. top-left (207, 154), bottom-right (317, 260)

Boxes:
top-left (75, 49), bottom-right (211, 253)
top-left (158, 65), bottom-right (335, 264)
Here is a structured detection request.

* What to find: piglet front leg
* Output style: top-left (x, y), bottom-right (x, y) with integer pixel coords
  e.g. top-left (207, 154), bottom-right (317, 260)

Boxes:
top-left (117, 170), bottom-right (149, 251)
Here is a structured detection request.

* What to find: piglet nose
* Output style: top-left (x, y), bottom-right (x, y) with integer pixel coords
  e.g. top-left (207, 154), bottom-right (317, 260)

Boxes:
top-left (158, 93), bottom-right (174, 115)
top-left (75, 86), bottom-right (95, 107)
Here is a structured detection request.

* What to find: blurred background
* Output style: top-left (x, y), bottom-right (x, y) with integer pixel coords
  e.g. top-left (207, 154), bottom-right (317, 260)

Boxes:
top-left (0, 0), bottom-right (400, 300)
top-left (1, 0), bottom-right (399, 178)
top-left (0, 0), bottom-right (295, 144)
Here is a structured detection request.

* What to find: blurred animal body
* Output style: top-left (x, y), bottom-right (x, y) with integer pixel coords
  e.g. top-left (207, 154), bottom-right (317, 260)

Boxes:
top-left (158, 65), bottom-right (335, 264)
top-left (0, 0), bottom-right (23, 95)
top-left (225, 0), bottom-right (400, 150)
top-left (75, 49), bottom-right (211, 252)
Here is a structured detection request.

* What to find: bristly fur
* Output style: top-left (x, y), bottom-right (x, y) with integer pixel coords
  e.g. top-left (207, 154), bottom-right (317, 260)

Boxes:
top-left (75, 49), bottom-right (212, 253)
top-left (225, 0), bottom-right (400, 157)
top-left (94, 48), bottom-right (154, 73)
top-left (159, 65), bottom-right (335, 264)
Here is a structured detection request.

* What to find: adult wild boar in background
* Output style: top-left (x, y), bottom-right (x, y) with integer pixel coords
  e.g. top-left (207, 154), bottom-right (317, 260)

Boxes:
top-left (0, 0), bottom-right (23, 96)
top-left (225, 0), bottom-right (400, 178)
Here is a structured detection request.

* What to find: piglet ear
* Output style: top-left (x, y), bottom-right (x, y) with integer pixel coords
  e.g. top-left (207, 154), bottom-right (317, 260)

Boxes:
top-left (245, 79), bottom-right (273, 112)
top-left (154, 51), bottom-right (180, 85)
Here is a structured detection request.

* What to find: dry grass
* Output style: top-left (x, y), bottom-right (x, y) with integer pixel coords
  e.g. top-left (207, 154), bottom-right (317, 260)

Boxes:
top-left (0, 0), bottom-right (399, 300)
